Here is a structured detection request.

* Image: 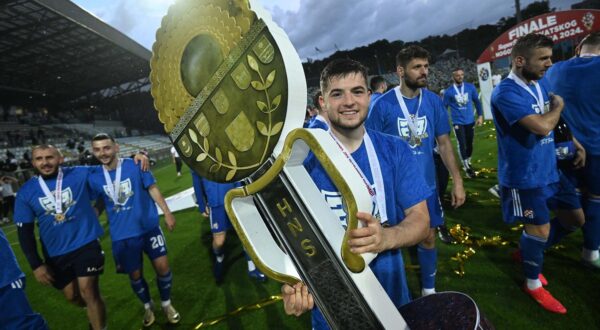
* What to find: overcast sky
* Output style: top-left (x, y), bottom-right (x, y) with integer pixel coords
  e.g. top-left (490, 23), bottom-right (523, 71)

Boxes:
top-left (73, 0), bottom-right (579, 60)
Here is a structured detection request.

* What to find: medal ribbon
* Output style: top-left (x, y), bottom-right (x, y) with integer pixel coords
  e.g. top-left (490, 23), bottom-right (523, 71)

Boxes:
top-left (507, 71), bottom-right (545, 114)
top-left (393, 85), bottom-right (422, 140)
top-left (38, 167), bottom-right (64, 215)
top-left (328, 131), bottom-right (388, 222)
top-left (103, 158), bottom-right (123, 206)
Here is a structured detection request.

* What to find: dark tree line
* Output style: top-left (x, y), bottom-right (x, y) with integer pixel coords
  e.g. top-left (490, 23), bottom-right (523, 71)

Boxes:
top-left (302, 1), bottom-right (555, 86)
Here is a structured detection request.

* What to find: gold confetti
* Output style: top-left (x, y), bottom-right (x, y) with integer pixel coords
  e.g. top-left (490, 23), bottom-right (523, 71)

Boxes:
top-left (194, 295), bottom-right (282, 328)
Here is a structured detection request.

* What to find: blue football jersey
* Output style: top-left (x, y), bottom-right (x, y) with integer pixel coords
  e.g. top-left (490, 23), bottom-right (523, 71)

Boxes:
top-left (491, 77), bottom-right (558, 189)
top-left (305, 129), bottom-right (431, 312)
top-left (14, 167), bottom-right (103, 257)
top-left (88, 158), bottom-right (159, 241)
top-left (544, 56), bottom-right (600, 155)
top-left (366, 88), bottom-right (451, 191)
top-left (0, 228), bottom-right (24, 288)
top-left (443, 82), bottom-right (483, 125)
top-left (367, 92), bottom-right (385, 119)
top-left (307, 115), bottom-right (329, 131)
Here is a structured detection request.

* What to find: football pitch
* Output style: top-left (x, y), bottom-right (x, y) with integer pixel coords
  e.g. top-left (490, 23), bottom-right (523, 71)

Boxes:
top-left (3, 122), bottom-right (600, 329)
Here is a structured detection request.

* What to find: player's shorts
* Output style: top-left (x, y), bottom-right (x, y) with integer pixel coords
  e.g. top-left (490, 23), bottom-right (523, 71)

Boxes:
top-left (46, 240), bottom-right (105, 290)
top-left (112, 226), bottom-right (168, 274)
top-left (209, 205), bottom-right (232, 234)
top-left (426, 194), bottom-right (444, 228)
top-left (500, 183), bottom-right (562, 225)
top-left (0, 277), bottom-right (48, 330)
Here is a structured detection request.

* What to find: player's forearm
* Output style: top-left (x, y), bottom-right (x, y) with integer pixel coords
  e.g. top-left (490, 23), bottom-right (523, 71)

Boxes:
top-left (149, 185), bottom-right (171, 215)
top-left (17, 223), bottom-right (44, 270)
top-left (383, 201), bottom-right (429, 249)
top-left (437, 135), bottom-right (464, 183)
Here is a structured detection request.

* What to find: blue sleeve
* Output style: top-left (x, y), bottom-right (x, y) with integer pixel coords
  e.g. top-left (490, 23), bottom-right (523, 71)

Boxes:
top-left (442, 88), bottom-right (451, 108)
top-left (394, 141), bottom-right (431, 210)
top-left (495, 89), bottom-right (535, 126)
top-left (141, 169), bottom-right (156, 189)
top-left (433, 97), bottom-right (451, 137)
top-left (365, 99), bottom-right (387, 132)
top-left (14, 189), bottom-right (35, 224)
top-left (470, 84), bottom-right (483, 116)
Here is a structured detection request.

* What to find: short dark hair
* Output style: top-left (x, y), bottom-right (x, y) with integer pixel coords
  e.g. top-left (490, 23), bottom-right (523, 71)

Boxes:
top-left (92, 133), bottom-right (115, 143)
top-left (395, 45), bottom-right (430, 68)
top-left (581, 31), bottom-right (600, 48)
top-left (312, 91), bottom-right (322, 111)
top-left (452, 67), bottom-right (463, 72)
top-left (369, 76), bottom-right (386, 91)
top-left (511, 33), bottom-right (554, 60)
top-left (320, 59), bottom-right (369, 93)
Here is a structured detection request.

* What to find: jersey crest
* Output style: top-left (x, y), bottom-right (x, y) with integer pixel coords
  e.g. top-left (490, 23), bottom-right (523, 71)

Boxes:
top-left (103, 178), bottom-right (134, 205)
top-left (321, 186), bottom-right (380, 227)
top-left (454, 93), bottom-right (469, 107)
top-left (397, 115), bottom-right (429, 148)
top-left (38, 187), bottom-right (75, 219)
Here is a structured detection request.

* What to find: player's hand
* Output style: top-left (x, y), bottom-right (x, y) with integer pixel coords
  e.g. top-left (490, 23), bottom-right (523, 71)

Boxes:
top-left (202, 206), bottom-right (210, 217)
top-left (133, 153), bottom-right (150, 171)
top-left (451, 181), bottom-right (466, 209)
top-left (549, 93), bottom-right (564, 112)
top-left (348, 211), bottom-right (388, 254)
top-left (573, 139), bottom-right (586, 169)
top-left (164, 212), bottom-right (176, 231)
top-left (33, 264), bottom-right (54, 286)
top-left (282, 282), bottom-right (313, 316)
top-left (475, 116), bottom-right (484, 126)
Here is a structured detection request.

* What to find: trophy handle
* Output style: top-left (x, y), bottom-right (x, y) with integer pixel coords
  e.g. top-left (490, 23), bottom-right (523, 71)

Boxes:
top-left (225, 128), bottom-right (375, 283)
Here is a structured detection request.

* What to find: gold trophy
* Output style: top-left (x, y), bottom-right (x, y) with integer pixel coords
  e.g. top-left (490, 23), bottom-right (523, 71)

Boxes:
top-left (151, 1), bottom-right (489, 329)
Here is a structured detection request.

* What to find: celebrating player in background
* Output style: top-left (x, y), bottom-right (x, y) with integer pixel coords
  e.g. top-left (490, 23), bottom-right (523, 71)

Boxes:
top-left (282, 59), bottom-right (430, 329)
top-left (170, 146), bottom-right (182, 177)
top-left (367, 45), bottom-right (466, 296)
top-left (14, 145), bottom-right (107, 330)
top-left (491, 33), bottom-right (572, 314)
top-left (0, 227), bottom-right (48, 329)
top-left (443, 67), bottom-right (484, 178)
top-left (545, 31), bottom-right (600, 268)
top-left (368, 75), bottom-right (387, 118)
top-left (89, 133), bottom-right (179, 327)
top-left (191, 172), bottom-right (266, 283)
top-left (306, 91), bottom-right (329, 130)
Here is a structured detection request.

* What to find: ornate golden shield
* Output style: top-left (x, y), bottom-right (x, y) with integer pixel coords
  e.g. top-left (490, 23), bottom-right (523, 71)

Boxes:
top-left (150, 0), bottom-right (300, 182)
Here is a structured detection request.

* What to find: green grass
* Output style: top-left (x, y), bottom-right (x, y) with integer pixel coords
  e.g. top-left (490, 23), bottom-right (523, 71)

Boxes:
top-left (3, 122), bottom-right (600, 329)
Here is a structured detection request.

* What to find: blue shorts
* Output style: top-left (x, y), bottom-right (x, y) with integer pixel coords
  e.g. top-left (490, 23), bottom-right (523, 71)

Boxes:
top-left (0, 277), bottom-right (48, 330)
top-left (112, 226), bottom-right (168, 274)
top-left (500, 184), bottom-right (560, 225)
top-left (46, 240), bottom-right (105, 290)
top-left (426, 194), bottom-right (444, 228)
top-left (209, 205), bottom-right (232, 233)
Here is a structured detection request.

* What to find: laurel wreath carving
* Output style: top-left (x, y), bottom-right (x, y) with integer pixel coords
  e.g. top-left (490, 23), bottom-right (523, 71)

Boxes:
top-left (186, 53), bottom-right (283, 181)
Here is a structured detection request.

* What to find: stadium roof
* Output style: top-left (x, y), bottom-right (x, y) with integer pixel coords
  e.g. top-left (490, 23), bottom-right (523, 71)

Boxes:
top-left (0, 0), bottom-right (152, 107)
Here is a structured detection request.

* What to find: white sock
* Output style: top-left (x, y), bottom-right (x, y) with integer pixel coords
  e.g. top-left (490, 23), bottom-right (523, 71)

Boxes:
top-left (466, 157), bottom-right (472, 165)
top-left (526, 278), bottom-right (542, 290)
top-left (582, 248), bottom-right (599, 261)
top-left (161, 299), bottom-right (171, 308)
top-left (422, 288), bottom-right (436, 296)
top-left (144, 302), bottom-right (151, 310)
top-left (248, 260), bottom-right (256, 272)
